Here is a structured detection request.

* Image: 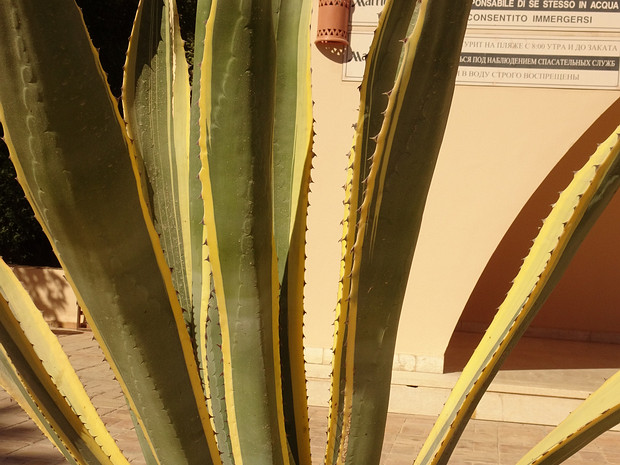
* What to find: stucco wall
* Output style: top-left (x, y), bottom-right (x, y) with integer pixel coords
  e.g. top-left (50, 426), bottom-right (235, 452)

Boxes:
top-left (11, 265), bottom-right (82, 329)
top-left (303, 5), bottom-right (620, 372)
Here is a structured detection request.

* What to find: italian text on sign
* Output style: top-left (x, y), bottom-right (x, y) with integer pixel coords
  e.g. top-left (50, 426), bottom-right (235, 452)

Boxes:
top-left (351, 0), bottom-right (620, 30)
top-left (469, 0), bottom-right (620, 31)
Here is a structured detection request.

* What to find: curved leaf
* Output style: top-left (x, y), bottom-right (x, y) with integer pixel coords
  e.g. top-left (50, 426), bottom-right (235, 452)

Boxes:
top-left (0, 2), bottom-right (219, 463)
top-left (325, 1), bottom-right (422, 462)
top-left (0, 260), bottom-right (128, 465)
top-left (332, 1), bottom-right (471, 463)
top-left (123, 0), bottom-right (193, 321)
top-left (0, 346), bottom-right (79, 465)
top-left (414, 126), bottom-right (620, 465)
top-left (517, 368), bottom-right (620, 465)
top-left (199, 1), bottom-right (289, 463)
top-left (272, 0), bottom-right (313, 463)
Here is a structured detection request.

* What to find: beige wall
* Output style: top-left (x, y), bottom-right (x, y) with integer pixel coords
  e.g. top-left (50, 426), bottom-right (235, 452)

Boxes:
top-left (303, 6), bottom-right (620, 372)
top-left (458, 98), bottom-right (620, 344)
top-left (11, 266), bottom-right (82, 329)
top-left (397, 88), bottom-right (618, 372)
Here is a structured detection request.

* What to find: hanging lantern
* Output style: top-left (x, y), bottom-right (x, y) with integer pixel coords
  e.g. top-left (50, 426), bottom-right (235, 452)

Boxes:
top-left (315, 0), bottom-right (351, 46)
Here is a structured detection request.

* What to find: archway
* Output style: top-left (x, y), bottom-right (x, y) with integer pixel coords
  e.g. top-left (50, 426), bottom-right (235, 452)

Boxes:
top-left (445, 98), bottom-right (620, 372)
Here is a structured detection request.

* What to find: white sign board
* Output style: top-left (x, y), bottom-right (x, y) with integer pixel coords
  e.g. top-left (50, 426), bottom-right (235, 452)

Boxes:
top-left (458, 35), bottom-right (620, 87)
top-left (468, 0), bottom-right (620, 31)
top-left (343, 32), bottom-right (620, 89)
top-left (343, 32), bottom-right (374, 81)
top-left (350, 0), bottom-right (387, 26)
top-left (351, 0), bottom-right (620, 31)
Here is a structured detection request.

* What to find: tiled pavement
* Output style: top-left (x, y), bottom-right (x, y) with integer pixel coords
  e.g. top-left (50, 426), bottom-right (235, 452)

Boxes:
top-left (1, 331), bottom-right (619, 464)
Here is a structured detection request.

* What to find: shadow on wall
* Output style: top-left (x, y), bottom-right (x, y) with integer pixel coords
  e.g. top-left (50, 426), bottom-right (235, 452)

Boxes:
top-left (445, 97), bottom-right (620, 372)
top-left (444, 331), bottom-right (620, 373)
top-left (316, 41), bottom-right (352, 63)
top-left (11, 266), bottom-right (84, 330)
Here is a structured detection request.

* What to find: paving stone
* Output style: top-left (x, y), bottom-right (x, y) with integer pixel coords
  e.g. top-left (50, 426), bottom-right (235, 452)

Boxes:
top-left (386, 441), bottom-right (419, 457)
top-left (3, 332), bottom-right (620, 464)
top-left (383, 456), bottom-right (414, 465)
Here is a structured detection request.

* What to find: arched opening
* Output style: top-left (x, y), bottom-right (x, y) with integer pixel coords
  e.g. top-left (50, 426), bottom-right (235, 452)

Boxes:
top-left (445, 98), bottom-right (620, 372)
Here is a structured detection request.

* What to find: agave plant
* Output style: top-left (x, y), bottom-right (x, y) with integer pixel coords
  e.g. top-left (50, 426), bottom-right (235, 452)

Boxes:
top-left (0, 0), bottom-right (620, 464)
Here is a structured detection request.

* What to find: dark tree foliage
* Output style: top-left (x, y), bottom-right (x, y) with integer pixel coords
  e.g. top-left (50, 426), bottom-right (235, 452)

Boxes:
top-left (0, 1), bottom-right (137, 266)
top-left (177, 0), bottom-right (198, 73)
top-left (77, 0), bottom-right (140, 98)
top-left (0, 0), bottom-right (198, 266)
top-left (0, 126), bottom-right (59, 266)
top-left (78, 0), bottom-right (196, 95)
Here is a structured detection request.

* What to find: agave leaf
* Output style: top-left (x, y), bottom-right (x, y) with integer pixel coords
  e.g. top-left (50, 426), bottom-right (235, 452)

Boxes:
top-left (414, 126), bottom-right (620, 465)
top-left (0, 2), bottom-right (219, 464)
top-left (328, 1), bottom-right (471, 463)
top-left (272, 0), bottom-right (313, 281)
top-left (325, 1), bottom-right (422, 462)
top-left (272, 0), bottom-right (313, 463)
top-left (190, 0), bottom-right (212, 388)
top-left (126, 410), bottom-right (159, 465)
top-left (190, 7), bottom-right (238, 462)
top-left (278, 147), bottom-right (314, 465)
top-left (0, 346), bottom-right (79, 465)
top-left (123, 0), bottom-right (193, 323)
top-left (0, 259), bottom-right (128, 465)
top-left (199, 1), bottom-right (289, 463)
top-left (191, 2), bottom-right (233, 461)
top-left (205, 276), bottom-right (235, 465)
top-left (517, 369), bottom-right (620, 465)
top-left (351, 0), bottom-right (423, 209)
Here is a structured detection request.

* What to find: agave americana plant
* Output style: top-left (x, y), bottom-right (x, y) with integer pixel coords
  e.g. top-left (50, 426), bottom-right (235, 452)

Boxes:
top-left (1, 0), bottom-right (620, 464)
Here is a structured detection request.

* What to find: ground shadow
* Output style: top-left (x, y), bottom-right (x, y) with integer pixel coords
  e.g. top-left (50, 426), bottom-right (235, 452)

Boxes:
top-left (445, 331), bottom-right (620, 373)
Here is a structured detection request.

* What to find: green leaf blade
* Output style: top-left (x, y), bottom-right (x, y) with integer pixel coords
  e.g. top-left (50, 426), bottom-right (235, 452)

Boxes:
top-left (272, 0), bottom-right (313, 279)
top-left (123, 0), bottom-right (193, 321)
top-left (334, 1), bottom-right (472, 463)
top-left (190, 0), bottom-right (213, 387)
top-left (325, 1), bottom-right (423, 462)
top-left (271, 1), bottom-right (314, 463)
top-left (414, 126), bottom-right (620, 465)
top-left (199, 1), bottom-right (290, 464)
top-left (0, 345), bottom-right (80, 465)
top-left (0, 2), bottom-right (219, 464)
top-left (0, 260), bottom-right (129, 465)
top-left (517, 369), bottom-right (620, 465)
